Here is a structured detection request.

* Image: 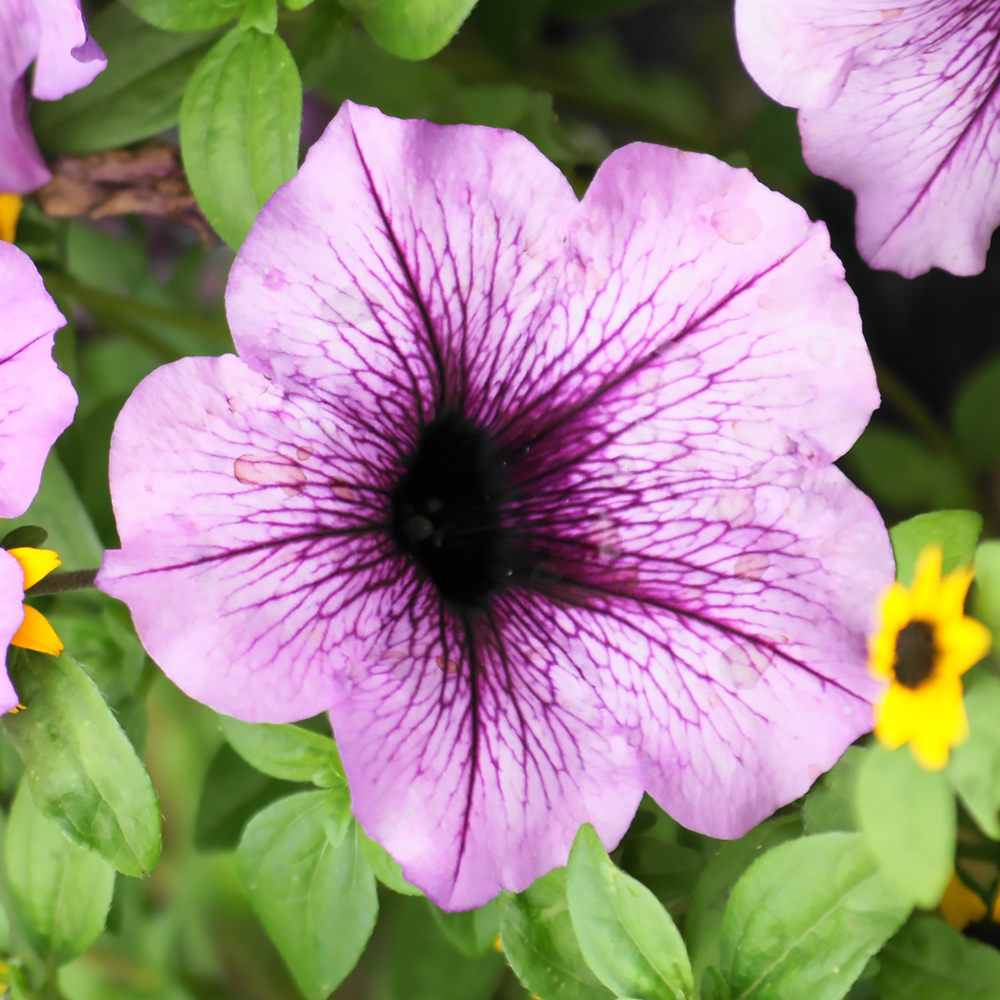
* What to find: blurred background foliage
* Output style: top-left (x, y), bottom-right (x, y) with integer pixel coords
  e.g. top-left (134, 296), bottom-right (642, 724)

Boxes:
top-left (10, 0), bottom-right (1000, 997)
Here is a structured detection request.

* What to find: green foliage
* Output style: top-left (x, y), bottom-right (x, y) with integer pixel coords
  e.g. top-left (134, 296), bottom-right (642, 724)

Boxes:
top-left (361, 0), bottom-right (479, 60)
top-left (360, 831), bottom-right (423, 896)
top-left (804, 746), bottom-right (867, 834)
top-left (499, 868), bottom-right (614, 1000)
top-left (952, 349), bottom-right (1000, 472)
top-left (180, 26), bottom-right (302, 247)
top-left (6, 781), bottom-right (114, 969)
top-left (219, 714), bottom-right (346, 787)
top-left (194, 742), bottom-right (301, 851)
top-left (879, 915), bottom-right (1000, 999)
top-left (889, 509), bottom-right (983, 585)
top-left (32, 6), bottom-right (220, 155)
top-left (430, 897), bottom-right (501, 957)
top-left (683, 814), bottom-right (801, 988)
top-left (718, 833), bottom-right (911, 1000)
top-left (120, 0), bottom-right (244, 30)
top-left (948, 670), bottom-right (1000, 837)
top-left (566, 824), bottom-right (694, 999)
top-left (385, 896), bottom-right (505, 1000)
top-left (2, 651), bottom-right (161, 878)
top-left (854, 744), bottom-right (954, 908)
top-left (236, 791), bottom-right (378, 1000)
top-left (972, 540), bottom-right (1000, 644)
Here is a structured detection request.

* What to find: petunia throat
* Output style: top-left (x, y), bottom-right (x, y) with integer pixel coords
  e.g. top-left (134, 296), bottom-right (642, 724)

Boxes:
top-left (389, 409), bottom-right (522, 611)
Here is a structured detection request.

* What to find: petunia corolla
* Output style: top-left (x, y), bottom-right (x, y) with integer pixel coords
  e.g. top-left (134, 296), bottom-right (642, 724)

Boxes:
top-left (99, 102), bottom-right (892, 911)
top-left (0, 0), bottom-right (106, 193)
top-left (736, 1), bottom-right (1000, 278)
top-left (0, 242), bottom-right (78, 707)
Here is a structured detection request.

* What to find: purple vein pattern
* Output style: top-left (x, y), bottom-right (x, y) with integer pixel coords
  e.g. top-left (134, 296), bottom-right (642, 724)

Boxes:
top-left (0, 242), bottom-right (77, 709)
top-left (99, 103), bottom-right (891, 911)
top-left (0, 0), bottom-right (106, 192)
top-left (737, 1), bottom-right (1000, 277)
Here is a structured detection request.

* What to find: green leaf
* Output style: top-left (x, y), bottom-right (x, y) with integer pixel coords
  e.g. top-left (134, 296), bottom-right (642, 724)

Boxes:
top-left (841, 426), bottom-right (974, 515)
top-left (854, 743), bottom-right (954, 908)
top-left (430, 897), bottom-right (501, 957)
top-left (566, 824), bottom-right (694, 999)
top-left (194, 743), bottom-right (301, 851)
top-left (361, 0), bottom-right (478, 60)
top-left (889, 510), bottom-right (983, 586)
top-left (2, 651), bottom-right (161, 878)
top-left (0, 527), bottom-right (48, 551)
top-left (360, 831), bottom-right (423, 896)
top-left (239, 0), bottom-right (279, 31)
top-left (180, 26), bottom-right (302, 248)
top-left (684, 814), bottom-right (801, 987)
top-left (236, 792), bottom-right (378, 1000)
top-left (32, 6), bottom-right (220, 155)
top-left (948, 670), bottom-right (1000, 837)
top-left (952, 350), bottom-right (1000, 472)
top-left (119, 0), bottom-right (243, 30)
top-left (6, 780), bottom-right (114, 968)
top-left (972, 541), bottom-right (1000, 647)
top-left (803, 746), bottom-right (867, 835)
top-left (499, 868), bottom-right (615, 1000)
top-left (219, 715), bottom-right (346, 787)
top-left (878, 915), bottom-right (1000, 999)
top-left (719, 832), bottom-right (911, 1000)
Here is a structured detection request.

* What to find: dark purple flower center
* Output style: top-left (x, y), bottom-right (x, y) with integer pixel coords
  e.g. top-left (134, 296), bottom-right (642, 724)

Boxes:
top-left (390, 410), bottom-right (522, 611)
top-left (892, 620), bottom-right (937, 689)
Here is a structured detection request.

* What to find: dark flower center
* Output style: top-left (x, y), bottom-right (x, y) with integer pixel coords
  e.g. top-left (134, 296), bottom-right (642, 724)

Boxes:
top-left (892, 620), bottom-right (938, 689)
top-left (965, 918), bottom-right (1000, 950)
top-left (390, 410), bottom-right (518, 610)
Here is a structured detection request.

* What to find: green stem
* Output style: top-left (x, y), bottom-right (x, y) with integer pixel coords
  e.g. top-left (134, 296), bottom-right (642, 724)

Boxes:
top-left (27, 569), bottom-right (99, 596)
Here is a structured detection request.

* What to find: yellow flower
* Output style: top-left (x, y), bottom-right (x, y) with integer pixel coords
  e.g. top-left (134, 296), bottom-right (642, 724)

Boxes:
top-left (0, 193), bottom-right (23, 243)
top-left (940, 871), bottom-right (989, 930)
top-left (6, 546), bottom-right (63, 657)
top-left (868, 545), bottom-right (991, 770)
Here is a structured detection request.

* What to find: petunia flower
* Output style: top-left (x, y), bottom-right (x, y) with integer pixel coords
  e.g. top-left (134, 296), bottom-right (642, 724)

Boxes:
top-left (99, 102), bottom-right (891, 910)
top-left (0, 240), bottom-right (78, 710)
top-left (735, 1), bottom-right (1000, 277)
top-left (869, 545), bottom-right (991, 770)
top-left (0, 0), bottom-right (106, 194)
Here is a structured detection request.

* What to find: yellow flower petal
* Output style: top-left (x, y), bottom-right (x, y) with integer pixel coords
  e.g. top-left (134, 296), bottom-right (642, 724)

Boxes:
top-left (936, 617), bottom-right (992, 678)
top-left (0, 193), bottom-right (23, 243)
top-left (8, 547), bottom-right (61, 591)
top-left (11, 605), bottom-right (63, 656)
top-left (940, 872), bottom-right (988, 930)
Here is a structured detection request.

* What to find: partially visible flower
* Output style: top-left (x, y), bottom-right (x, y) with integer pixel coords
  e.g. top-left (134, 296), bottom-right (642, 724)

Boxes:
top-left (735, 2), bottom-right (1000, 277)
top-left (100, 103), bottom-right (891, 910)
top-left (869, 545), bottom-right (991, 769)
top-left (941, 871), bottom-right (1000, 948)
top-left (0, 193), bottom-right (22, 242)
top-left (0, 241), bottom-right (78, 710)
top-left (1, 0), bottom-right (106, 194)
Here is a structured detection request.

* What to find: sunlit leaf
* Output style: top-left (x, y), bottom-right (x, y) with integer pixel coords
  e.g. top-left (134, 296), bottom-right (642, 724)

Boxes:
top-left (889, 510), bottom-right (982, 585)
top-left (236, 792), bottom-right (378, 1000)
top-left (361, 0), bottom-right (478, 60)
top-left (2, 651), bottom-right (161, 878)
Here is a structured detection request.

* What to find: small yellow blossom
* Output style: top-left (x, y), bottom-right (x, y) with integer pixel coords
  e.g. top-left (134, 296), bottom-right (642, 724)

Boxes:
top-left (940, 871), bottom-right (988, 930)
top-left (869, 545), bottom-right (991, 770)
top-left (6, 546), bottom-right (63, 659)
top-left (0, 193), bottom-right (23, 243)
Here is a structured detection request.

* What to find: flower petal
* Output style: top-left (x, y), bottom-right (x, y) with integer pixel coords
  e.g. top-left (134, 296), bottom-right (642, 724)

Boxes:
top-left (30, 0), bottom-right (106, 101)
top-left (737, 0), bottom-right (1000, 276)
top-left (330, 585), bottom-right (644, 910)
top-left (227, 101), bottom-right (576, 438)
top-left (0, 243), bottom-right (77, 518)
top-left (0, 550), bottom-right (26, 712)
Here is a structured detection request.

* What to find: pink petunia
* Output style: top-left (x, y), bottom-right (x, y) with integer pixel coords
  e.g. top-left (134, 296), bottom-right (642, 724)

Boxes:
top-left (1, 0), bottom-right (106, 193)
top-left (99, 102), bottom-right (891, 910)
top-left (737, 0), bottom-right (1000, 277)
